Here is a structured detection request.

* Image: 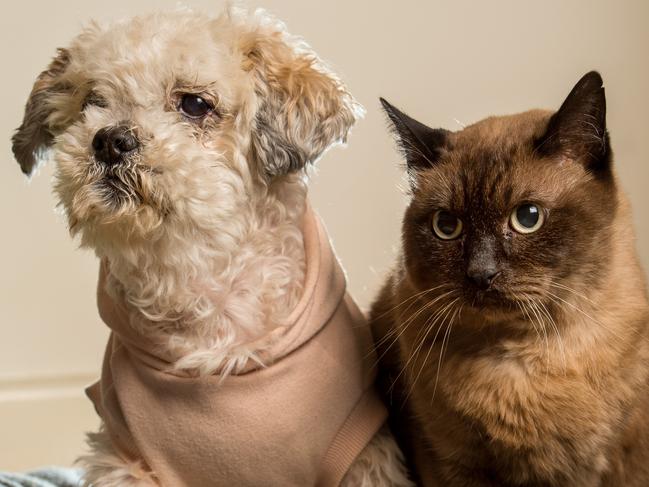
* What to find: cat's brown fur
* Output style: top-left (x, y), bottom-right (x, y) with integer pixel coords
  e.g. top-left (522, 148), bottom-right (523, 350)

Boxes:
top-left (371, 72), bottom-right (649, 486)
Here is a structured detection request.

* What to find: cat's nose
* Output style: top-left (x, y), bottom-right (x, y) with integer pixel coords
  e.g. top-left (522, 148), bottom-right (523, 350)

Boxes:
top-left (466, 235), bottom-right (501, 289)
top-left (466, 267), bottom-right (501, 289)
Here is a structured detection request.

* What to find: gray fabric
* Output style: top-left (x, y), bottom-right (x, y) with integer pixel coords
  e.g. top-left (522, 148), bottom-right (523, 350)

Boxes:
top-left (0, 468), bottom-right (82, 487)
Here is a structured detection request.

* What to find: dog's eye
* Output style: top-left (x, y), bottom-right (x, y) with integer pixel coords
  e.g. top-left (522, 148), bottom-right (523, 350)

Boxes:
top-left (179, 94), bottom-right (214, 119)
top-left (82, 91), bottom-right (107, 110)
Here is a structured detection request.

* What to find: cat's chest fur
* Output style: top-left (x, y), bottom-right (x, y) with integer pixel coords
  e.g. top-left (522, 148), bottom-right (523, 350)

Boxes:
top-left (405, 321), bottom-right (635, 485)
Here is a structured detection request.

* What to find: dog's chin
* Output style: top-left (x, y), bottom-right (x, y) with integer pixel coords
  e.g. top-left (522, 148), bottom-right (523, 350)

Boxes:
top-left (63, 165), bottom-right (169, 247)
top-left (95, 173), bottom-right (146, 210)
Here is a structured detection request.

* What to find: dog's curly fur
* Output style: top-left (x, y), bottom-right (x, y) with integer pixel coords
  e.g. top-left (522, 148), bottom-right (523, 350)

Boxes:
top-left (12, 6), bottom-right (412, 486)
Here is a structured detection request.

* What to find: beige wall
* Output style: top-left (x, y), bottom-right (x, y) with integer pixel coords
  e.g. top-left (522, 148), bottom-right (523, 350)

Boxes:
top-left (1, 0), bottom-right (647, 470)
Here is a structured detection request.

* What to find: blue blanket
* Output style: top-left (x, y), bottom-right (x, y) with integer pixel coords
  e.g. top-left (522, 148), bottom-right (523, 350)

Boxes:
top-left (0, 468), bottom-right (81, 487)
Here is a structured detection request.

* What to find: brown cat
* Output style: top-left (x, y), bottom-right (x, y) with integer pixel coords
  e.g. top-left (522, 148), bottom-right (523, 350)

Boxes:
top-left (371, 72), bottom-right (649, 486)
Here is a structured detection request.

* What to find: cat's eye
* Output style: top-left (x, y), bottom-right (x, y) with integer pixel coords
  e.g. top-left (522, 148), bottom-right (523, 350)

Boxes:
top-left (432, 210), bottom-right (463, 240)
top-left (179, 94), bottom-right (214, 119)
top-left (510, 203), bottom-right (545, 234)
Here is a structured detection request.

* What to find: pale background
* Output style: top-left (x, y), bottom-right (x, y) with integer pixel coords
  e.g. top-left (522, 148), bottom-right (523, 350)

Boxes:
top-left (1, 0), bottom-right (647, 470)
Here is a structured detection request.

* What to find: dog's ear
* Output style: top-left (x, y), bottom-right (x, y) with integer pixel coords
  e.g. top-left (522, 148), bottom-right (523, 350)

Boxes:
top-left (12, 48), bottom-right (72, 176)
top-left (238, 13), bottom-right (364, 177)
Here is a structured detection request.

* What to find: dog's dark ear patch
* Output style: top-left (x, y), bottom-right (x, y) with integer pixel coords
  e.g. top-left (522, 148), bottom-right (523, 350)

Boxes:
top-left (251, 100), bottom-right (309, 176)
top-left (12, 48), bottom-right (71, 176)
top-left (535, 71), bottom-right (611, 177)
top-left (242, 27), bottom-right (363, 178)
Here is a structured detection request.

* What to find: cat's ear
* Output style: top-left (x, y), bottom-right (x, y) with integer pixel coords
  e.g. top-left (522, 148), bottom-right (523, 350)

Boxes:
top-left (536, 71), bottom-right (610, 175)
top-left (380, 98), bottom-right (448, 172)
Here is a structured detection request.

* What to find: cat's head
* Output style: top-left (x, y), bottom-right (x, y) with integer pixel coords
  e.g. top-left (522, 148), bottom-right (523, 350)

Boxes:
top-left (382, 72), bottom-right (617, 317)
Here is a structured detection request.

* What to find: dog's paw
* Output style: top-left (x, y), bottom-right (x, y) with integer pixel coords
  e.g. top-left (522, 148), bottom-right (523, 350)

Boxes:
top-left (341, 424), bottom-right (414, 487)
top-left (77, 429), bottom-right (157, 487)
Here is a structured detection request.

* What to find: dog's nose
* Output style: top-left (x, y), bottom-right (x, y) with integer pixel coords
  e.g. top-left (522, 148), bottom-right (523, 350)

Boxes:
top-left (92, 126), bottom-right (139, 166)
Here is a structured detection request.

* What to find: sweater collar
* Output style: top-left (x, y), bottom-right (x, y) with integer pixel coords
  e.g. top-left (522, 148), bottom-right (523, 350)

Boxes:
top-left (96, 202), bottom-right (347, 377)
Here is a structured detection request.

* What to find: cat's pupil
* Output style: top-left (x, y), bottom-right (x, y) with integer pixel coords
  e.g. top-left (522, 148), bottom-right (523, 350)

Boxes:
top-left (516, 204), bottom-right (540, 228)
top-left (437, 212), bottom-right (458, 235)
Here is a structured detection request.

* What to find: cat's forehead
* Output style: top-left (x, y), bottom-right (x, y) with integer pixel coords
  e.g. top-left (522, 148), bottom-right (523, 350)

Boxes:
top-left (451, 109), bottom-right (550, 149)
top-left (416, 109), bottom-right (587, 214)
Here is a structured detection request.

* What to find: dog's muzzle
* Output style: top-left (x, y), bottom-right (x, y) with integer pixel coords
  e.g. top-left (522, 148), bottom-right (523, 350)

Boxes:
top-left (92, 125), bottom-right (139, 166)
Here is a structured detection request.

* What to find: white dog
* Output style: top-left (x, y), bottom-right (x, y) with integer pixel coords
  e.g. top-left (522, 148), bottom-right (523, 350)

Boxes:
top-left (12, 6), bottom-right (412, 487)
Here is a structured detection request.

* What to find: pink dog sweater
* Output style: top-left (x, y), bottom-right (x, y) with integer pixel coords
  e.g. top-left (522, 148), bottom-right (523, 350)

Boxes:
top-left (86, 206), bottom-right (387, 487)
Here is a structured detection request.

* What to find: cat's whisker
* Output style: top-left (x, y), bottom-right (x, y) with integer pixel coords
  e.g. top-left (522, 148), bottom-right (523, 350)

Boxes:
top-left (535, 298), bottom-right (567, 372)
top-left (396, 290), bottom-right (456, 333)
top-left (394, 285), bottom-right (454, 322)
top-left (519, 294), bottom-right (549, 354)
top-left (516, 294), bottom-right (553, 389)
top-left (403, 297), bottom-right (459, 404)
top-left (515, 300), bottom-right (533, 336)
top-left (430, 301), bottom-right (461, 404)
top-left (408, 301), bottom-right (451, 364)
top-left (530, 300), bottom-right (552, 390)
top-left (372, 283), bottom-right (452, 324)
top-left (370, 297), bottom-right (434, 354)
top-left (369, 284), bottom-right (453, 356)
top-left (514, 296), bottom-right (539, 340)
top-left (388, 296), bottom-right (459, 400)
top-left (398, 304), bottom-right (445, 380)
top-left (545, 290), bottom-right (644, 348)
top-left (548, 281), bottom-right (599, 307)
top-left (397, 299), bottom-right (457, 407)
top-left (530, 297), bottom-right (567, 373)
top-left (370, 290), bottom-right (456, 369)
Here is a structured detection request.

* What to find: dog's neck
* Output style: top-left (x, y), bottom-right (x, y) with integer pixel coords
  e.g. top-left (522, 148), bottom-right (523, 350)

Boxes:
top-left (100, 175), bottom-right (308, 376)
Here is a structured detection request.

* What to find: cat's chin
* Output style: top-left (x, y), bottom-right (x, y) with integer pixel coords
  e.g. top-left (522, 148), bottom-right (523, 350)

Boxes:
top-left (466, 305), bottom-right (520, 323)
top-left (465, 290), bottom-right (514, 308)
top-left (461, 291), bottom-right (523, 322)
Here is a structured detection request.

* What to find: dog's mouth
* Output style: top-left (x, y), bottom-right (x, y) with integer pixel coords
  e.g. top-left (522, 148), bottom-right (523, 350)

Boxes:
top-left (90, 162), bottom-right (160, 210)
top-left (63, 159), bottom-right (170, 239)
top-left (98, 174), bottom-right (140, 207)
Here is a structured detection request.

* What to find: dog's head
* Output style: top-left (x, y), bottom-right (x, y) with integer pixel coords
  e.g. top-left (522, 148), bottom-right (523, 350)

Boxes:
top-left (13, 7), bottom-right (362, 249)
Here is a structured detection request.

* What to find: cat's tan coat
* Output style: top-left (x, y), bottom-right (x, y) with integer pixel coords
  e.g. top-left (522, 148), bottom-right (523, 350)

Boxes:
top-left (372, 75), bottom-right (649, 486)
